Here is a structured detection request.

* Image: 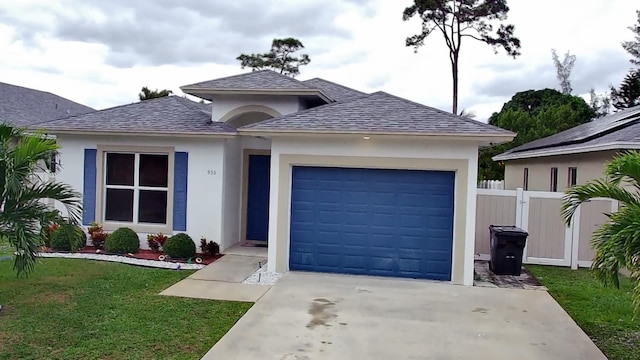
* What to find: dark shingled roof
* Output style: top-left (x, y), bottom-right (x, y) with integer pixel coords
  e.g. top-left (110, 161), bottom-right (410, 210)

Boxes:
top-left (181, 70), bottom-right (313, 91)
top-left (241, 91), bottom-right (513, 136)
top-left (302, 78), bottom-right (367, 102)
top-left (38, 96), bottom-right (236, 136)
top-left (0, 81), bottom-right (94, 127)
top-left (495, 106), bottom-right (640, 159)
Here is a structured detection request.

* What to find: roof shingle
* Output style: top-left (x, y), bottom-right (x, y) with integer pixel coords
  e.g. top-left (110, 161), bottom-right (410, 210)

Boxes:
top-left (0, 81), bottom-right (94, 127)
top-left (181, 70), bottom-right (312, 91)
top-left (38, 96), bottom-right (236, 136)
top-left (241, 91), bottom-right (513, 136)
top-left (302, 78), bottom-right (367, 103)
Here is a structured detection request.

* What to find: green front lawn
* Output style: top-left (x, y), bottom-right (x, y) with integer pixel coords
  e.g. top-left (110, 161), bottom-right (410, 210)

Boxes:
top-left (0, 237), bottom-right (11, 257)
top-left (528, 265), bottom-right (639, 360)
top-left (0, 258), bottom-right (252, 360)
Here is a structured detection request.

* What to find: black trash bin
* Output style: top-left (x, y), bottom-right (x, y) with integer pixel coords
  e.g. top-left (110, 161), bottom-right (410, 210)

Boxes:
top-left (489, 225), bottom-right (528, 276)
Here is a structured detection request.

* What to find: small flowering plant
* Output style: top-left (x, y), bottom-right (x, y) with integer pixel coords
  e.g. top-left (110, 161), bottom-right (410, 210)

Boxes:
top-left (42, 223), bottom-right (60, 248)
top-left (87, 222), bottom-right (108, 249)
top-left (199, 237), bottom-right (220, 257)
top-left (147, 233), bottom-right (168, 252)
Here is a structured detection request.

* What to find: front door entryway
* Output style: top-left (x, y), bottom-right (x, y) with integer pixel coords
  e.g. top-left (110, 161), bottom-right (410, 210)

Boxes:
top-left (245, 154), bottom-right (271, 242)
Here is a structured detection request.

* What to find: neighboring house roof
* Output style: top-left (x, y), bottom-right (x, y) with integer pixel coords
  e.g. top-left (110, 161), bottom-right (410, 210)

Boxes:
top-left (37, 96), bottom-right (236, 136)
top-left (0, 81), bottom-right (94, 127)
top-left (494, 106), bottom-right (640, 161)
top-left (301, 78), bottom-right (367, 103)
top-left (240, 91), bottom-right (514, 139)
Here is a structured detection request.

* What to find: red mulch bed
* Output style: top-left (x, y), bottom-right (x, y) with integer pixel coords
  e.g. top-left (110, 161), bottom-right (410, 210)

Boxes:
top-left (44, 246), bottom-right (223, 265)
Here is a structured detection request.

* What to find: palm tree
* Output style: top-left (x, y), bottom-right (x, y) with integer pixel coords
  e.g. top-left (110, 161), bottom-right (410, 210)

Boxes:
top-left (562, 151), bottom-right (640, 314)
top-left (0, 124), bottom-right (82, 276)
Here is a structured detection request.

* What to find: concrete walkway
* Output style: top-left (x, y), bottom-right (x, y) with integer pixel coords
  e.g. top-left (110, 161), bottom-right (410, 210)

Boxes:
top-left (202, 272), bottom-right (606, 359)
top-left (159, 252), bottom-right (270, 302)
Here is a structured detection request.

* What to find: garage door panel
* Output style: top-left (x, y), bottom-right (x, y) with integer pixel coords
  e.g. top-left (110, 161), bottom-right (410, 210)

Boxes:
top-left (342, 225), bottom-right (368, 235)
top-left (343, 212), bottom-right (369, 225)
top-left (398, 259), bottom-right (421, 272)
top-left (289, 166), bottom-right (454, 281)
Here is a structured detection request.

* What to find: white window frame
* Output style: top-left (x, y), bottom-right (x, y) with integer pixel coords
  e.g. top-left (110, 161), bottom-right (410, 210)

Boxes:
top-left (550, 167), bottom-right (558, 192)
top-left (96, 145), bottom-right (175, 233)
top-left (568, 167), bottom-right (578, 187)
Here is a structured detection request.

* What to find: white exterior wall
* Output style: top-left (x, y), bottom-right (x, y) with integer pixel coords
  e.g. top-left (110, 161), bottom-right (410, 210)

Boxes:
top-left (241, 135), bottom-right (272, 151)
top-left (210, 95), bottom-right (301, 121)
top-left (266, 136), bottom-right (479, 285)
top-left (464, 151), bottom-right (479, 285)
top-left (55, 134), bottom-right (226, 249)
top-left (221, 138), bottom-right (241, 251)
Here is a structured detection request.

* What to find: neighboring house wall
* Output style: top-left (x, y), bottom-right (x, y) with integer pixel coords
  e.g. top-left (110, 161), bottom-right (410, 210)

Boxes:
top-left (266, 136), bottom-right (479, 285)
top-left (211, 95), bottom-right (302, 122)
top-left (55, 134), bottom-right (229, 249)
top-left (503, 150), bottom-right (618, 191)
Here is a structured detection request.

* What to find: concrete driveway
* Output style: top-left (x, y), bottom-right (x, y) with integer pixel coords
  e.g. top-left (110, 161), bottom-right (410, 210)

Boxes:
top-left (202, 272), bottom-right (605, 360)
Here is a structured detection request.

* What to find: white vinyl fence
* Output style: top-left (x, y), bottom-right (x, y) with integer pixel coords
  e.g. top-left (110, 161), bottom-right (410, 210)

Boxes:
top-left (475, 188), bottom-right (617, 269)
top-left (477, 180), bottom-right (505, 190)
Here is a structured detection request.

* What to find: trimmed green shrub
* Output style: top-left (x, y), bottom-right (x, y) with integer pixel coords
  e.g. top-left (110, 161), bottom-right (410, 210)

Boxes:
top-left (105, 227), bottom-right (140, 254)
top-left (50, 223), bottom-right (86, 251)
top-left (164, 233), bottom-right (196, 259)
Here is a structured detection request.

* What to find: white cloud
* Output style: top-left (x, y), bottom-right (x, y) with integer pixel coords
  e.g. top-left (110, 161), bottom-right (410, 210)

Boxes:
top-left (0, 0), bottom-right (637, 121)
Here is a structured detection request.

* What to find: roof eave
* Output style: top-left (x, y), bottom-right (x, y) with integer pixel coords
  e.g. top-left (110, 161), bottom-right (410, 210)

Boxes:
top-left (180, 87), bottom-right (333, 103)
top-left (493, 141), bottom-right (640, 161)
top-left (238, 128), bottom-right (515, 142)
top-left (41, 129), bottom-right (238, 138)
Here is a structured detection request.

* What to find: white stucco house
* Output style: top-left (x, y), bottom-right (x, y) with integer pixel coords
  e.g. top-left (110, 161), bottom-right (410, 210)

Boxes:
top-left (38, 70), bottom-right (514, 285)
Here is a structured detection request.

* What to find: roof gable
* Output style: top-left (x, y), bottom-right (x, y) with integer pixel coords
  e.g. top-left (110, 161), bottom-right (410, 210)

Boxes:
top-left (0, 81), bottom-right (94, 127)
top-left (37, 96), bottom-right (236, 136)
top-left (181, 70), bottom-right (311, 91)
top-left (240, 91), bottom-right (513, 137)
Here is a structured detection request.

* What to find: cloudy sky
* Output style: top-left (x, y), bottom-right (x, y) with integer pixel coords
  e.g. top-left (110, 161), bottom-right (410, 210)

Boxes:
top-left (0, 0), bottom-right (637, 121)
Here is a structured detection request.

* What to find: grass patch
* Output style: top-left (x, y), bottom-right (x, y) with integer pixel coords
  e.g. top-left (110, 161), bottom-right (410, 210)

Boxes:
top-left (0, 258), bottom-right (252, 360)
top-left (0, 237), bottom-right (12, 257)
top-left (527, 265), bottom-right (639, 360)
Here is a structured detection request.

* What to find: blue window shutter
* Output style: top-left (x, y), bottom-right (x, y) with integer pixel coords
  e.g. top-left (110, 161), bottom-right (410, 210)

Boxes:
top-left (173, 152), bottom-right (188, 231)
top-left (82, 149), bottom-right (97, 225)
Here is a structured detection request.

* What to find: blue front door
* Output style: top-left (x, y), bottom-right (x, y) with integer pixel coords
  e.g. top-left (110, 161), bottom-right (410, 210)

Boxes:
top-left (289, 166), bottom-right (455, 280)
top-left (246, 154), bottom-right (271, 241)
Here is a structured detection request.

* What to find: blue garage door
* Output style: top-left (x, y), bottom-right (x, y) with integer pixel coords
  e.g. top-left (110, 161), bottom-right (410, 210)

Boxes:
top-left (289, 166), bottom-right (455, 281)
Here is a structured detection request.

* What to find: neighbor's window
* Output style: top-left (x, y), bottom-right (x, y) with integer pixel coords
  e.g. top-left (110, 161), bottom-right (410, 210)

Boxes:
top-left (523, 168), bottom-right (529, 190)
top-left (104, 152), bottom-right (169, 225)
top-left (550, 167), bottom-right (558, 192)
top-left (568, 167), bottom-right (578, 187)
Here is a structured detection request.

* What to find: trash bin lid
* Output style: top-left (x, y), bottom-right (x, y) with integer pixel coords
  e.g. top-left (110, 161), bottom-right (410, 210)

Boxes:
top-left (489, 225), bottom-right (528, 236)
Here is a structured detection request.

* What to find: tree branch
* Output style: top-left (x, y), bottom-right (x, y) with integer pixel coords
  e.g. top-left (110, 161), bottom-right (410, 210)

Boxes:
top-left (461, 33), bottom-right (485, 42)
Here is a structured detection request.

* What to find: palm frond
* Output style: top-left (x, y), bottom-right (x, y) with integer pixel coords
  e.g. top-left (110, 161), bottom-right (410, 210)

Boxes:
top-left (589, 206), bottom-right (640, 288)
top-left (562, 180), bottom-right (640, 223)
top-left (5, 182), bottom-right (82, 224)
top-left (0, 124), bottom-right (81, 276)
top-left (561, 151), bottom-right (640, 315)
top-left (606, 150), bottom-right (640, 188)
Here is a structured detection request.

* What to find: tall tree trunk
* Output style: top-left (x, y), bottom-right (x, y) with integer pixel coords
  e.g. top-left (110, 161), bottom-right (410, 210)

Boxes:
top-left (451, 55), bottom-right (459, 115)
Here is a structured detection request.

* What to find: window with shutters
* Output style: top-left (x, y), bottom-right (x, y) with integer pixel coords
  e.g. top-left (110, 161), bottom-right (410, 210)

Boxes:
top-left (96, 146), bottom-right (175, 232)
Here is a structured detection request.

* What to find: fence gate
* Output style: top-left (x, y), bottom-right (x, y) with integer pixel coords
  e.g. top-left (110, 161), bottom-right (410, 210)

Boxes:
top-left (475, 188), bottom-right (617, 269)
top-left (520, 191), bottom-right (572, 266)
